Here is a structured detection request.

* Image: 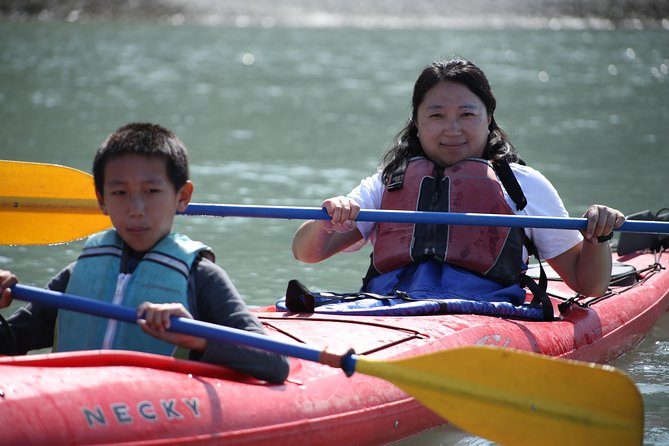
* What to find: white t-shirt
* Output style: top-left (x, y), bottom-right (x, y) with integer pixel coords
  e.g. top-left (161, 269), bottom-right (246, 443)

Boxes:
top-left (346, 163), bottom-right (582, 261)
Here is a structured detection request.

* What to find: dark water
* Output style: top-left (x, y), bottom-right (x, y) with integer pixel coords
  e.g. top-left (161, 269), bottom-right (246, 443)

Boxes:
top-left (0, 20), bottom-right (667, 444)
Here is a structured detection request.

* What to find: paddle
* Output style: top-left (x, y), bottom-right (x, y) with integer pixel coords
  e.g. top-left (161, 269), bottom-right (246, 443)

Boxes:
top-left (9, 283), bottom-right (643, 446)
top-left (2, 159), bottom-right (668, 245)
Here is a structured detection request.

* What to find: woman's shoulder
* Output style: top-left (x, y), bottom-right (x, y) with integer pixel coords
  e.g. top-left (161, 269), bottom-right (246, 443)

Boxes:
top-left (509, 162), bottom-right (555, 190)
top-left (509, 161), bottom-right (542, 176)
top-left (348, 170), bottom-right (384, 203)
top-left (508, 162), bottom-right (568, 214)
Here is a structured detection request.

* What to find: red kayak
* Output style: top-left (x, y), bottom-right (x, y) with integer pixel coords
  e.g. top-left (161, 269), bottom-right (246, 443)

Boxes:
top-left (1, 247), bottom-right (667, 445)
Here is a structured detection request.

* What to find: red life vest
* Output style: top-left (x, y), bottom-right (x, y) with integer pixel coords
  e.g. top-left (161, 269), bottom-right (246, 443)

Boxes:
top-left (371, 157), bottom-right (525, 286)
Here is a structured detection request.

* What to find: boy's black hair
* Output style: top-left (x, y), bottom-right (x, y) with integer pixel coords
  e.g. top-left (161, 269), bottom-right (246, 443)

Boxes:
top-left (93, 123), bottom-right (189, 193)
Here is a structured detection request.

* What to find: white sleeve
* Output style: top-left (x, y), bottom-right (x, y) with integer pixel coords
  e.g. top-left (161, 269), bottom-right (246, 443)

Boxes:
top-left (346, 172), bottom-right (384, 241)
top-left (511, 164), bottom-right (582, 260)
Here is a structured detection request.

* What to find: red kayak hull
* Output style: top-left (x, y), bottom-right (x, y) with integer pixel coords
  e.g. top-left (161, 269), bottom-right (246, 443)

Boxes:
top-left (1, 250), bottom-right (668, 445)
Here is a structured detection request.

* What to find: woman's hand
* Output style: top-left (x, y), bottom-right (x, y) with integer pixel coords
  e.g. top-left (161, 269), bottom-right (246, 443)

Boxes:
top-left (0, 270), bottom-right (18, 309)
top-left (549, 205), bottom-right (626, 296)
top-left (321, 196), bottom-right (361, 233)
top-left (136, 302), bottom-right (206, 351)
top-left (581, 204), bottom-right (626, 243)
top-left (292, 196), bottom-right (364, 263)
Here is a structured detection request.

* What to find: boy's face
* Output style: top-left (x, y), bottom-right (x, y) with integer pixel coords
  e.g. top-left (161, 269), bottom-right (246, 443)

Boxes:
top-left (96, 154), bottom-right (192, 252)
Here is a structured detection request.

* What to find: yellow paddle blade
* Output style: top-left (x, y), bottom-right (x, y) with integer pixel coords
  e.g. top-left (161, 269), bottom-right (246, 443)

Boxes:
top-left (0, 160), bottom-right (111, 245)
top-left (356, 346), bottom-right (643, 446)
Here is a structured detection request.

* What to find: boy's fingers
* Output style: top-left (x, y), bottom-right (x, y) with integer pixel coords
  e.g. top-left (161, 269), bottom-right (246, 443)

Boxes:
top-left (162, 311), bottom-right (172, 330)
top-left (0, 288), bottom-right (13, 308)
top-left (137, 301), bottom-right (150, 318)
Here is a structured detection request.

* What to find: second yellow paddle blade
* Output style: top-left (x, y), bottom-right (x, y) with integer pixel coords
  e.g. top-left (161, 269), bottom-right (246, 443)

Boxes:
top-left (0, 160), bottom-right (111, 245)
top-left (356, 346), bottom-right (643, 446)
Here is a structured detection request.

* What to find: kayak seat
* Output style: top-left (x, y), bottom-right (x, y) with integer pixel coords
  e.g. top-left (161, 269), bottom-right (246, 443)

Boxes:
top-left (526, 261), bottom-right (638, 287)
top-left (616, 209), bottom-right (669, 256)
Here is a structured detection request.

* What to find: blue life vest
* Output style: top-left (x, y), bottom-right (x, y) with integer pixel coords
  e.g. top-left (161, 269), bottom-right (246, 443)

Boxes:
top-left (57, 230), bottom-right (210, 354)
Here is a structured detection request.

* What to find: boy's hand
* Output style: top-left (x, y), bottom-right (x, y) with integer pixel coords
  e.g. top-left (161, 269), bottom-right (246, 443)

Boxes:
top-left (136, 302), bottom-right (207, 352)
top-left (0, 270), bottom-right (18, 309)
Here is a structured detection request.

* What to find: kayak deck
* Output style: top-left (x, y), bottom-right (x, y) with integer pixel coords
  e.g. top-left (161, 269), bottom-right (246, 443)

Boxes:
top-left (0, 249), bottom-right (667, 445)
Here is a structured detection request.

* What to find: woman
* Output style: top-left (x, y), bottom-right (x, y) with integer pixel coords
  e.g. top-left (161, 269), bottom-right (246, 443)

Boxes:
top-left (292, 58), bottom-right (624, 312)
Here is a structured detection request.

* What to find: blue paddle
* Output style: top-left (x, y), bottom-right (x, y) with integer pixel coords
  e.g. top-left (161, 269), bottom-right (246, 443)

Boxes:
top-left (182, 203), bottom-right (669, 232)
top-left (2, 159), bottom-right (667, 245)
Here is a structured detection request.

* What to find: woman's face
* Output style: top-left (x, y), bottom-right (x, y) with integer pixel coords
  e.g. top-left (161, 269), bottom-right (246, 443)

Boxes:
top-left (416, 80), bottom-right (491, 167)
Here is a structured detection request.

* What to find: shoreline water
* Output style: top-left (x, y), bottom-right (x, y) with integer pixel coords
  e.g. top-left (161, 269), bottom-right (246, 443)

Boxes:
top-left (2, 0), bottom-right (669, 29)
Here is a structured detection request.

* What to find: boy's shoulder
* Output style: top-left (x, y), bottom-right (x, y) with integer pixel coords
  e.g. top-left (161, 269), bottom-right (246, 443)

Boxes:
top-left (191, 253), bottom-right (232, 287)
top-left (47, 261), bottom-right (77, 292)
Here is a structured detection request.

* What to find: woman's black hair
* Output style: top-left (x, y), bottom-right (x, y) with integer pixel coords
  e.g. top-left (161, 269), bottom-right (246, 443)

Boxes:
top-left (381, 59), bottom-right (521, 182)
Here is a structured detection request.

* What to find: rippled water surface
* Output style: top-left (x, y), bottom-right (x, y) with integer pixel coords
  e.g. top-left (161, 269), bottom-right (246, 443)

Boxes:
top-left (0, 21), bottom-right (667, 444)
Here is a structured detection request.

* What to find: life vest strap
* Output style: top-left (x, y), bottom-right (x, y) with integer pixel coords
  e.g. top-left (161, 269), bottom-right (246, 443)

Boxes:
top-left (493, 159), bottom-right (527, 211)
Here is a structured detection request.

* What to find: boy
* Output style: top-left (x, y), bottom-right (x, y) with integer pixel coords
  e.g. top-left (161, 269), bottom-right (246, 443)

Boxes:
top-left (0, 123), bottom-right (289, 383)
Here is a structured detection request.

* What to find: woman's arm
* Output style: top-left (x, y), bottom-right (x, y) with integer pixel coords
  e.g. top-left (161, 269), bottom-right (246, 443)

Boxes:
top-left (292, 196), bottom-right (364, 263)
top-left (547, 205), bottom-right (625, 296)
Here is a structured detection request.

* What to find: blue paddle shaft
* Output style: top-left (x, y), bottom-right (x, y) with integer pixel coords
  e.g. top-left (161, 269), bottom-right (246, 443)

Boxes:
top-left (181, 204), bottom-right (668, 233)
top-left (10, 284), bottom-right (357, 371)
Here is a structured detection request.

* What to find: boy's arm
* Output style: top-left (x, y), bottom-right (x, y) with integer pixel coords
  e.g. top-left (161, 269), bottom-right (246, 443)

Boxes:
top-left (188, 257), bottom-right (290, 384)
top-left (0, 270), bottom-right (18, 308)
top-left (0, 264), bottom-right (73, 355)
